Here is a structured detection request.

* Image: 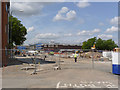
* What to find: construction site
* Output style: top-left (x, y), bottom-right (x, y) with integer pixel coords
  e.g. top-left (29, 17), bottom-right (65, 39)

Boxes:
top-left (2, 47), bottom-right (119, 88)
top-left (1, 1), bottom-right (120, 89)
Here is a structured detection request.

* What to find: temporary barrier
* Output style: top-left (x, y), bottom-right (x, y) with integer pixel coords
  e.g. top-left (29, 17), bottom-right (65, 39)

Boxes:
top-left (112, 52), bottom-right (120, 74)
top-left (102, 51), bottom-right (112, 60)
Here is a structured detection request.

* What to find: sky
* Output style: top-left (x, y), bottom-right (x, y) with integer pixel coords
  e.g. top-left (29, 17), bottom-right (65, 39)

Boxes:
top-left (11, 2), bottom-right (118, 45)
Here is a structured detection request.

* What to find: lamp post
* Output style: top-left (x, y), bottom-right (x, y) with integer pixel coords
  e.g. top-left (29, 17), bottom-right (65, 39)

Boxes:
top-left (10, 10), bottom-right (24, 58)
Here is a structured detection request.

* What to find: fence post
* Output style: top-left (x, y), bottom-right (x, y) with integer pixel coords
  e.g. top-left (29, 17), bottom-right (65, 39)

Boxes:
top-left (58, 52), bottom-right (61, 70)
top-left (92, 49), bottom-right (94, 69)
top-left (32, 52), bottom-right (37, 74)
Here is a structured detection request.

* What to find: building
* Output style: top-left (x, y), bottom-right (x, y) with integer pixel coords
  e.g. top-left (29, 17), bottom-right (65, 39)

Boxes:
top-left (27, 43), bottom-right (43, 50)
top-left (29, 45), bottom-right (36, 50)
top-left (42, 44), bottom-right (82, 52)
top-left (0, 2), bottom-right (10, 67)
top-left (35, 43), bottom-right (43, 50)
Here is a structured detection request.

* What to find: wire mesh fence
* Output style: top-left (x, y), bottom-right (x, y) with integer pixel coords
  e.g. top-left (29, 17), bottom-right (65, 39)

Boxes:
top-left (0, 48), bottom-right (113, 74)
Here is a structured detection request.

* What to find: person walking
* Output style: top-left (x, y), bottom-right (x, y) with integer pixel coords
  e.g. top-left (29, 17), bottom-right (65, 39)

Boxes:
top-left (74, 53), bottom-right (77, 62)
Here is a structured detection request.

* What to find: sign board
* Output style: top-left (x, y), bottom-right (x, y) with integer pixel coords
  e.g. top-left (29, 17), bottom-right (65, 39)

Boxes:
top-left (91, 44), bottom-right (95, 49)
top-left (93, 44), bottom-right (95, 49)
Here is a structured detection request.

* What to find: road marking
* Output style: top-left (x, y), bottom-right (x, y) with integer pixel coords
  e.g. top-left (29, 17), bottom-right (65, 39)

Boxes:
top-left (56, 81), bottom-right (118, 88)
top-left (56, 81), bottom-right (60, 88)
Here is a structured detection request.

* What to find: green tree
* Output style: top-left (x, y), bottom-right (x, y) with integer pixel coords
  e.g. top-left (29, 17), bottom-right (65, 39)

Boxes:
top-left (96, 38), bottom-right (104, 50)
top-left (82, 41), bottom-right (88, 49)
top-left (83, 37), bottom-right (118, 50)
top-left (82, 37), bottom-right (96, 49)
top-left (9, 16), bottom-right (27, 47)
top-left (103, 39), bottom-right (118, 50)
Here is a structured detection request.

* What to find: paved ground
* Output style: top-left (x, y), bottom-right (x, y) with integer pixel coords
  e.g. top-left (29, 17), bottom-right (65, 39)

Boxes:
top-left (2, 56), bottom-right (119, 88)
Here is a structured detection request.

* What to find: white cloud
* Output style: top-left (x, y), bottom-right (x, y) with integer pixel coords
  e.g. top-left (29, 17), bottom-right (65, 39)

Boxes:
top-left (27, 26), bottom-right (34, 32)
top-left (77, 29), bottom-right (100, 36)
top-left (53, 7), bottom-right (76, 21)
top-left (110, 16), bottom-right (120, 25)
top-left (35, 33), bottom-right (59, 39)
top-left (77, 30), bottom-right (91, 36)
top-left (97, 34), bottom-right (113, 39)
top-left (58, 7), bottom-right (69, 14)
top-left (25, 33), bottom-right (60, 45)
top-left (76, 0), bottom-right (90, 8)
top-left (66, 10), bottom-right (76, 21)
top-left (11, 2), bottom-right (44, 16)
top-left (106, 26), bottom-right (118, 33)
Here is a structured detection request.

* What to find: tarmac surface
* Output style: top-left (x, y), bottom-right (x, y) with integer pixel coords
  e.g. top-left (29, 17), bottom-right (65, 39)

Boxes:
top-left (2, 56), bottom-right (119, 88)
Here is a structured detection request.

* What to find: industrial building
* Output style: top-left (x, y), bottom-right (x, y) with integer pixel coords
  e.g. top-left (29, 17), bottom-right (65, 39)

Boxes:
top-left (42, 44), bottom-right (82, 52)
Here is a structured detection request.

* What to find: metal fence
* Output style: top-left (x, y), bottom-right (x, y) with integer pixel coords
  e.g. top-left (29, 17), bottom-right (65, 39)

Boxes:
top-left (1, 49), bottom-right (112, 74)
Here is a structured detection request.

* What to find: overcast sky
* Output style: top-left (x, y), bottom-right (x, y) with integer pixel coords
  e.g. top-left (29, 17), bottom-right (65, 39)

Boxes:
top-left (11, 2), bottom-right (118, 45)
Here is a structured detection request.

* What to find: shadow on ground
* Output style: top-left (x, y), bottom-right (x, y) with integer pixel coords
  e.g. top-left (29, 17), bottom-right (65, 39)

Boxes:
top-left (6, 57), bottom-right (56, 66)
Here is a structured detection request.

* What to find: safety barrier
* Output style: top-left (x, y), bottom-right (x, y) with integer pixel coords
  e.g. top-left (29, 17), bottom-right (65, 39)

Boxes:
top-left (112, 52), bottom-right (120, 74)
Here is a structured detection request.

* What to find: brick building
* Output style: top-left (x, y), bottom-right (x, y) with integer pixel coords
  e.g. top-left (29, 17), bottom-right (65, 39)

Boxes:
top-left (0, 2), bottom-right (10, 66)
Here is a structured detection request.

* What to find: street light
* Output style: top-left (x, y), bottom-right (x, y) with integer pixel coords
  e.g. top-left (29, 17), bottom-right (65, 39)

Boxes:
top-left (10, 9), bottom-right (24, 58)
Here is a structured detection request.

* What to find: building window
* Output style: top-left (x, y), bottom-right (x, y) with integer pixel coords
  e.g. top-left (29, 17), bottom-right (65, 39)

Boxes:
top-left (6, 4), bottom-right (8, 12)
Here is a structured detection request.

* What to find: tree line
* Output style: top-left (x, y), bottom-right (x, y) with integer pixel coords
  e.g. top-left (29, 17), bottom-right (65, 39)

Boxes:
top-left (82, 37), bottom-right (118, 50)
